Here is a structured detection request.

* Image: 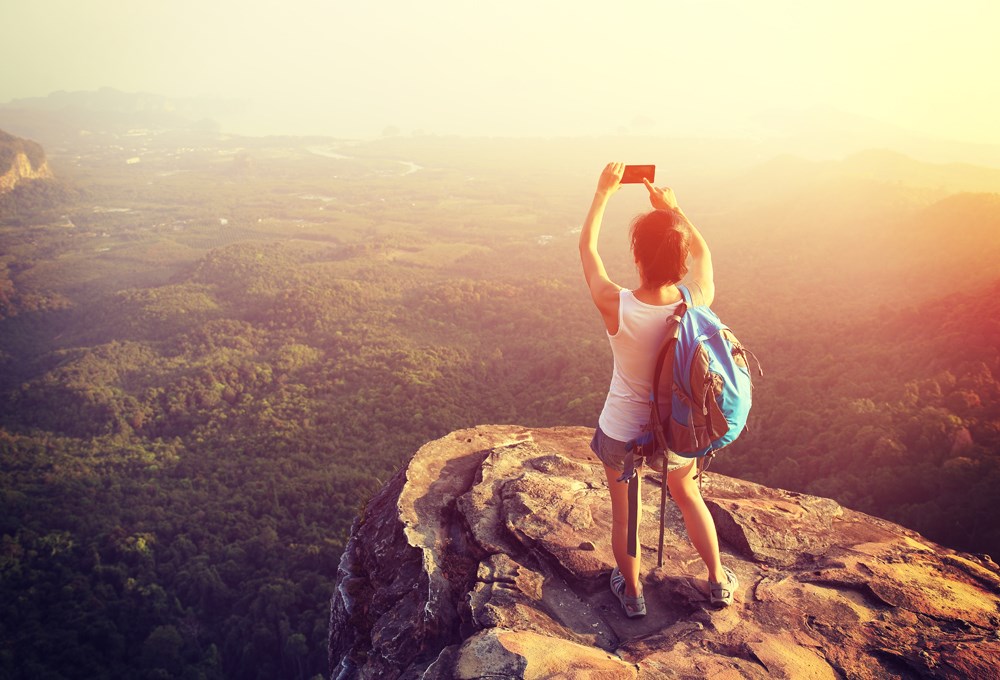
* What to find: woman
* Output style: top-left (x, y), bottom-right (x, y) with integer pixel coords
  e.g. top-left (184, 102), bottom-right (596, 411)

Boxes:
top-left (579, 162), bottom-right (738, 617)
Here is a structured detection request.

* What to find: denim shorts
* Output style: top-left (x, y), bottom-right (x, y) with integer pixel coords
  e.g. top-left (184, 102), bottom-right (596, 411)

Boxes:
top-left (590, 426), bottom-right (694, 474)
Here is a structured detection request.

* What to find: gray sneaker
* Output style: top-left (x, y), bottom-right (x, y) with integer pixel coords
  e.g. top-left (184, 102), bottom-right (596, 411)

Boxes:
top-left (709, 566), bottom-right (739, 607)
top-left (610, 567), bottom-right (646, 618)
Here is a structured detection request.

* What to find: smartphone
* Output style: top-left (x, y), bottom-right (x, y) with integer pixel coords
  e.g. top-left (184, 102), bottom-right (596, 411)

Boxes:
top-left (621, 164), bottom-right (655, 184)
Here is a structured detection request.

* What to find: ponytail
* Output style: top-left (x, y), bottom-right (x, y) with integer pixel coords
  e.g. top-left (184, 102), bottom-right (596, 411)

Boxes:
top-left (630, 209), bottom-right (691, 287)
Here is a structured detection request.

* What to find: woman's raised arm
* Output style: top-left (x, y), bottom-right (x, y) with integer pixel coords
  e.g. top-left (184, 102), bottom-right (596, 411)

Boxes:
top-left (643, 179), bottom-right (715, 306)
top-left (580, 163), bottom-right (625, 332)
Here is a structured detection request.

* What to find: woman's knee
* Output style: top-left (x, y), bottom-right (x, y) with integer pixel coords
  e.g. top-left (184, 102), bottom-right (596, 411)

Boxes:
top-left (667, 462), bottom-right (700, 505)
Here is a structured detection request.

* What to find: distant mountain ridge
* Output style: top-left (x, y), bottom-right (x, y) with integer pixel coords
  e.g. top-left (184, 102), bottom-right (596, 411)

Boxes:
top-left (720, 149), bottom-right (1000, 208)
top-left (749, 106), bottom-right (1000, 169)
top-left (2, 87), bottom-right (241, 119)
top-left (3, 88), bottom-right (1000, 170)
top-left (0, 130), bottom-right (53, 192)
top-left (0, 88), bottom-right (242, 144)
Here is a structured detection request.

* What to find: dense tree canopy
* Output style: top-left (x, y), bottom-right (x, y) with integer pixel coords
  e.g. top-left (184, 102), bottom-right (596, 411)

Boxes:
top-left (2, 130), bottom-right (998, 679)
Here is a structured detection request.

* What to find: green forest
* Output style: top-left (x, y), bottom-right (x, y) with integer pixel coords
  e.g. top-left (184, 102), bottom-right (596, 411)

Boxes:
top-left (1, 126), bottom-right (999, 679)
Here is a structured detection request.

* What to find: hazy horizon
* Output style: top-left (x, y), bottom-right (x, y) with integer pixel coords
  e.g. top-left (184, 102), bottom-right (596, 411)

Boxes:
top-left (3, 0), bottom-right (999, 145)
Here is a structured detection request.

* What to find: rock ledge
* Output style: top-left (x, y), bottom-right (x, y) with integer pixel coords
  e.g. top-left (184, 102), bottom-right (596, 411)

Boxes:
top-left (329, 425), bottom-right (1000, 679)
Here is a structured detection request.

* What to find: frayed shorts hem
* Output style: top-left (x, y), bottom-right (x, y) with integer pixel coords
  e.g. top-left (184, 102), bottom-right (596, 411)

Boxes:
top-left (589, 426), bottom-right (694, 474)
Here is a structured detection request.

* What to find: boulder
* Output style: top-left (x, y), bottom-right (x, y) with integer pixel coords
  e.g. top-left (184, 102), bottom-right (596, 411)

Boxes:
top-left (329, 425), bottom-right (1000, 679)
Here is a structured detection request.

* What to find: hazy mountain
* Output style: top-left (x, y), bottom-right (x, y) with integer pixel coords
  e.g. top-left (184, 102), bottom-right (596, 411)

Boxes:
top-left (751, 106), bottom-right (1000, 168)
top-left (4, 89), bottom-right (1000, 173)
top-left (0, 87), bottom-right (243, 145)
top-left (719, 148), bottom-right (1000, 207)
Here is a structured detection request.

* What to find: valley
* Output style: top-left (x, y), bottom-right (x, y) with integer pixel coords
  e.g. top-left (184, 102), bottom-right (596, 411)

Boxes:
top-left (1, 121), bottom-right (999, 679)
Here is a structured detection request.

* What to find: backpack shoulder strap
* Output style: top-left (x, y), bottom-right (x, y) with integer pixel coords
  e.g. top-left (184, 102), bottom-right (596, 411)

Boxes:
top-left (650, 336), bottom-right (676, 459)
top-left (680, 281), bottom-right (716, 308)
top-left (651, 304), bottom-right (687, 428)
top-left (678, 283), bottom-right (693, 307)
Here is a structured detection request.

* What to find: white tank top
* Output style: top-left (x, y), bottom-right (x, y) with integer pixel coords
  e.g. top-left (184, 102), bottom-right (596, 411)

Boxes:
top-left (598, 289), bottom-right (683, 442)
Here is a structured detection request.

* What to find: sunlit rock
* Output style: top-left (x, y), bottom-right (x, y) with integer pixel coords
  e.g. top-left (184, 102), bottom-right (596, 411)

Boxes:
top-left (0, 130), bottom-right (54, 192)
top-left (329, 425), bottom-right (1000, 679)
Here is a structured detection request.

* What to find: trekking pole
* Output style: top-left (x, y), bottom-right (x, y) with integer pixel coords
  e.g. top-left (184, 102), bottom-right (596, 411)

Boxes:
top-left (657, 457), bottom-right (668, 567)
top-left (626, 473), bottom-right (640, 559)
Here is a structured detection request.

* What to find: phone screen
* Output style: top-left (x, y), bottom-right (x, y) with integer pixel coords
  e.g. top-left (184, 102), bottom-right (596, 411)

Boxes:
top-left (621, 164), bottom-right (655, 184)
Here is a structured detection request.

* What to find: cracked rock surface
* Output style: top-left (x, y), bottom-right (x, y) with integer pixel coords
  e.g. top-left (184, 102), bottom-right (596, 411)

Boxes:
top-left (329, 425), bottom-right (1000, 679)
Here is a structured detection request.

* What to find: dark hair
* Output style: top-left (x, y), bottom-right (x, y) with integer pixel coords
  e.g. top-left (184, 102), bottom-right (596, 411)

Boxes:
top-left (629, 209), bottom-right (691, 287)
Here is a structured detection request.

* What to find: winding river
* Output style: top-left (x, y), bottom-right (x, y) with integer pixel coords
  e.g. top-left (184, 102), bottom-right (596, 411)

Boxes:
top-left (307, 145), bottom-right (423, 175)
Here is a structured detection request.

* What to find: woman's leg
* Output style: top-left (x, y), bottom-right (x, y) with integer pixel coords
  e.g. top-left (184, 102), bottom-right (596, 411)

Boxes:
top-left (603, 463), bottom-right (641, 597)
top-left (667, 460), bottom-right (724, 583)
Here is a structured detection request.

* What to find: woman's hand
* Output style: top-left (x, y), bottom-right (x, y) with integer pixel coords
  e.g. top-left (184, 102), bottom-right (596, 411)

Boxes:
top-left (643, 178), bottom-right (679, 211)
top-left (596, 162), bottom-right (625, 197)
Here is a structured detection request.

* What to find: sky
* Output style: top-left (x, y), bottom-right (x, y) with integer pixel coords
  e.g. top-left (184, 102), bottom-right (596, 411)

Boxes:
top-left (3, 0), bottom-right (999, 142)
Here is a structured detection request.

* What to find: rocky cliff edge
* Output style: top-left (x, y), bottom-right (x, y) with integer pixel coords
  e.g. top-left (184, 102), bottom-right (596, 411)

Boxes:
top-left (328, 425), bottom-right (1000, 679)
top-left (0, 130), bottom-right (54, 192)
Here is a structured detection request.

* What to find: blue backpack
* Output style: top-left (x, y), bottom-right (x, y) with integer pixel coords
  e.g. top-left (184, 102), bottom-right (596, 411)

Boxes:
top-left (619, 284), bottom-right (761, 565)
